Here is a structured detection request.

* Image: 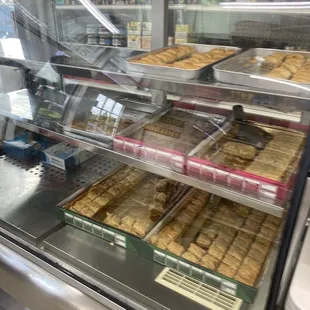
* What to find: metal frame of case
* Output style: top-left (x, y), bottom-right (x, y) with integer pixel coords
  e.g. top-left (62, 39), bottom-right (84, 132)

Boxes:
top-left (1, 1), bottom-right (310, 310)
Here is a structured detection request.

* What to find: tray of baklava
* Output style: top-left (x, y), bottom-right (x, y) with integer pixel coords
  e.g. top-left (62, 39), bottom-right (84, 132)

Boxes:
top-left (57, 165), bottom-right (189, 239)
top-left (214, 48), bottom-right (310, 97)
top-left (146, 191), bottom-right (281, 300)
top-left (187, 122), bottom-right (305, 203)
top-left (60, 99), bottom-right (166, 146)
top-left (114, 106), bottom-right (227, 173)
top-left (126, 44), bottom-right (240, 80)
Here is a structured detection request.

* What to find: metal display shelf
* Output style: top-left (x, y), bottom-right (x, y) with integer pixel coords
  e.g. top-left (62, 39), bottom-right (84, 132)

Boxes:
top-left (8, 118), bottom-right (286, 218)
top-left (1, 54), bottom-right (310, 109)
top-left (56, 4), bottom-right (151, 10)
top-left (0, 154), bottom-right (120, 244)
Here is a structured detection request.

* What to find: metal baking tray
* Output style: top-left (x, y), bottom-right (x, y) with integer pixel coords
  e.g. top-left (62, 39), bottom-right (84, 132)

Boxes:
top-left (57, 165), bottom-right (189, 239)
top-left (60, 99), bottom-right (165, 145)
top-left (126, 44), bottom-right (241, 80)
top-left (145, 194), bottom-right (280, 303)
top-left (213, 48), bottom-right (310, 97)
top-left (114, 106), bottom-right (227, 173)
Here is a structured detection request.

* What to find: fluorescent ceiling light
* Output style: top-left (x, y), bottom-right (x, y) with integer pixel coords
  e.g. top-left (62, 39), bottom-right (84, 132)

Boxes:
top-left (79, 0), bottom-right (119, 34)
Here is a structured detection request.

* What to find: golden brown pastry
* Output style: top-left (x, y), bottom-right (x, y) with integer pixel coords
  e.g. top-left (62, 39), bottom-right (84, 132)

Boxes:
top-left (234, 274), bottom-right (255, 286)
top-left (156, 236), bottom-right (172, 250)
top-left (208, 244), bottom-right (225, 260)
top-left (155, 179), bottom-right (169, 192)
top-left (259, 227), bottom-right (276, 240)
top-left (247, 248), bottom-right (266, 264)
top-left (221, 141), bottom-right (257, 160)
top-left (122, 216), bottom-right (136, 227)
top-left (222, 254), bottom-right (241, 271)
top-left (154, 192), bottom-right (167, 204)
top-left (227, 245), bottom-right (246, 261)
top-left (217, 263), bottom-right (235, 278)
top-left (133, 221), bottom-right (150, 237)
top-left (243, 257), bottom-right (261, 273)
top-left (161, 227), bottom-right (180, 240)
top-left (264, 55), bottom-right (282, 68)
top-left (167, 241), bottom-right (185, 256)
top-left (94, 195), bottom-right (111, 208)
top-left (233, 237), bottom-right (252, 249)
top-left (88, 201), bottom-right (101, 213)
top-left (200, 254), bottom-right (219, 270)
top-left (196, 233), bottom-right (213, 249)
top-left (188, 243), bottom-right (206, 259)
top-left (149, 235), bottom-right (159, 245)
top-left (80, 207), bottom-right (95, 217)
top-left (182, 252), bottom-right (199, 264)
top-left (212, 236), bottom-right (230, 252)
top-left (237, 266), bottom-right (258, 284)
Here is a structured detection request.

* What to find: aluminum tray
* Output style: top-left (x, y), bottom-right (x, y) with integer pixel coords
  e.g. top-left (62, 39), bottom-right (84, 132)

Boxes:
top-left (57, 165), bottom-right (190, 240)
top-left (213, 48), bottom-right (310, 97)
top-left (114, 106), bottom-right (227, 173)
top-left (126, 44), bottom-right (241, 80)
top-left (144, 194), bottom-right (280, 303)
top-left (60, 99), bottom-right (165, 145)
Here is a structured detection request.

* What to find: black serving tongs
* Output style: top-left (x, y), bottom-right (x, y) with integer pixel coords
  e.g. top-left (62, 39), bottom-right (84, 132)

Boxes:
top-left (229, 105), bottom-right (273, 150)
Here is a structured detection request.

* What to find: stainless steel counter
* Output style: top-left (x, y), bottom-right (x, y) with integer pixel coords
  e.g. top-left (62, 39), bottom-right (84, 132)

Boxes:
top-left (0, 154), bottom-right (120, 244)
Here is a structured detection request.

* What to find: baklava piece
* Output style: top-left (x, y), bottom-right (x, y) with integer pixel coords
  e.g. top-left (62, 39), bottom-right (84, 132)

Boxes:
top-left (167, 242), bottom-right (185, 257)
top-left (217, 263), bottom-right (235, 278)
top-left (188, 243), bottom-right (206, 260)
top-left (227, 245), bottom-right (246, 261)
top-left (196, 233), bottom-right (213, 249)
top-left (200, 254), bottom-right (219, 270)
top-left (182, 252), bottom-right (199, 264)
top-left (222, 254), bottom-right (241, 271)
top-left (133, 221), bottom-right (150, 237)
top-left (208, 244), bottom-right (225, 261)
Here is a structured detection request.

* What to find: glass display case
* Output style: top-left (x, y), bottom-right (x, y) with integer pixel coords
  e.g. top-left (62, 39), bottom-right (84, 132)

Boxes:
top-left (0, 1), bottom-right (310, 310)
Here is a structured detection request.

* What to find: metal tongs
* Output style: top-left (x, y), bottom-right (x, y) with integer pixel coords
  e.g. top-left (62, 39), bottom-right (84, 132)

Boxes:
top-left (230, 105), bottom-right (272, 150)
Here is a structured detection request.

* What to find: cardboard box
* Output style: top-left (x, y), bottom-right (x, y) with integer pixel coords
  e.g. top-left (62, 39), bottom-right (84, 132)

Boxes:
top-left (4, 132), bottom-right (53, 160)
top-left (42, 142), bottom-right (94, 170)
top-left (128, 35), bottom-right (142, 49)
top-left (142, 35), bottom-right (151, 49)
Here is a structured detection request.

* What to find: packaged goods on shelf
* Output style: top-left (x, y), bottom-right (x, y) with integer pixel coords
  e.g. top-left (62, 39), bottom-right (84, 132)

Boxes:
top-left (142, 36), bottom-right (151, 50)
top-left (99, 26), bottom-right (112, 46)
top-left (42, 142), bottom-right (94, 170)
top-left (4, 132), bottom-right (55, 160)
top-left (128, 35), bottom-right (142, 49)
top-left (57, 165), bottom-right (188, 241)
top-left (127, 21), bottom-right (142, 35)
top-left (142, 22), bottom-right (152, 36)
top-left (146, 192), bottom-right (281, 303)
top-left (114, 107), bottom-right (226, 173)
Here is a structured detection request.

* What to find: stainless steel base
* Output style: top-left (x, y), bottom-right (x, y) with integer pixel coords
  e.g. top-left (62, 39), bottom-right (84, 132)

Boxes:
top-left (43, 225), bottom-right (210, 310)
top-left (0, 155), bottom-right (120, 244)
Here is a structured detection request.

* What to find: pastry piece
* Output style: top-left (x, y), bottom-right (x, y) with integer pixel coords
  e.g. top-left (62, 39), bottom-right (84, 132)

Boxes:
top-left (133, 221), bottom-right (150, 237)
top-left (259, 227), bottom-right (276, 240)
top-left (251, 241), bottom-right (269, 256)
top-left (266, 215), bottom-right (281, 226)
top-left (247, 213), bottom-right (265, 225)
top-left (154, 192), bottom-right (167, 204)
top-left (182, 252), bottom-right (199, 264)
top-left (217, 263), bottom-right (235, 278)
top-left (247, 248), bottom-right (266, 264)
top-left (155, 179), bottom-right (169, 192)
top-left (237, 231), bottom-right (254, 244)
top-left (161, 226), bottom-right (180, 240)
top-left (94, 196), bottom-right (111, 208)
top-left (237, 266), bottom-right (258, 284)
top-left (208, 244), bottom-right (225, 260)
top-left (88, 201), bottom-right (101, 213)
top-left (233, 236), bottom-right (252, 249)
top-left (156, 236), bottom-right (172, 250)
top-left (222, 142), bottom-right (257, 160)
top-left (227, 245), bottom-right (246, 261)
top-left (104, 213), bottom-right (121, 228)
top-left (200, 254), bottom-right (219, 270)
top-left (188, 243), bottom-right (206, 259)
top-left (243, 257), bottom-right (261, 273)
top-left (263, 55), bottom-right (282, 68)
top-left (143, 123), bottom-right (180, 139)
top-left (72, 201), bottom-right (85, 212)
top-left (120, 223), bottom-right (133, 234)
top-left (87, 188), bottom-right (101, 201)
top-left (149, 235), bottom-right (159, 245)
top-left (235, 204), bottom-right (251, 217)
top-left (80, 207), bottom-right (95, 217)
top-left (234, 274), bottom-right (255, 286)
top-left (262, 220), bottom-right (278, 233)
top-left (243, 219), bottom-right (261, 234)
top-left (196, 233), bottom-right (213, 249)
top-left (213, 236), bottom-right (230, 252)
top-left (167, 241), bottom-right (185, 256)
top-left (222, 254), bottom-right (240, 271)
top-left (256, 236), bottom-right (272, 247)
top-left (149, 202), bottom-right (165, 221)
top-left (122, 216), bottom-right (136, 227)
